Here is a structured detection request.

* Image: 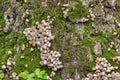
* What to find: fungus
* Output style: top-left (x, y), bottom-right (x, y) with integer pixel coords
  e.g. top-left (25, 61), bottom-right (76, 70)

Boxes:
top-left (23, 16), bottom-right (63, 78)
top-left (82, 57), bottom-right (120, 80)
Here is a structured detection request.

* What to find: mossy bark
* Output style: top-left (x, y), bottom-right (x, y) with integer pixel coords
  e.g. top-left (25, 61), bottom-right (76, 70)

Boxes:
top-left (0, 0), bottom-right (120, 80)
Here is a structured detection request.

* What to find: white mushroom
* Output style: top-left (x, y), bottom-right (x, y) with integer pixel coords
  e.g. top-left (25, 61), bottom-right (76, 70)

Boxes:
top-left (2, 65), bottom-right (6, 69)
top-left (7, 61), bottom-right (12, 66)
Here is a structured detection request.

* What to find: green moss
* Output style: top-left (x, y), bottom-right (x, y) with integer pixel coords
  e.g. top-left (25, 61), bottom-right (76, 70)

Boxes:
top-left (13, 47), bottom-right (39, 73)
top-left (68, 0), bottom-right (89, 22)
top-left (0, 14), bottom-right (5, 27)
top-left (11, 1), bottom-right (66, 77)
top-left (84, 20), bottom-right (92, 35)
top-left (52, 72), bottom-right (61, 80)
top-left (0, 29), bottom-right (40, 73)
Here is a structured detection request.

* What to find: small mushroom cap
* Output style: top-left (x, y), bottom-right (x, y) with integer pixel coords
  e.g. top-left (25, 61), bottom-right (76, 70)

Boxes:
top-left (7, 61), bottom-right (12, 66)
top-left (2, 65), bottom-right (6, 69)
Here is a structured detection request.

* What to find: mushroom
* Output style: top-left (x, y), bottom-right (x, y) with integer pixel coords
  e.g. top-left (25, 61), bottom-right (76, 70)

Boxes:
top-left (23, 17), bottom-right (63, 78)
top-left (2, 65), bottom-right (6, 69)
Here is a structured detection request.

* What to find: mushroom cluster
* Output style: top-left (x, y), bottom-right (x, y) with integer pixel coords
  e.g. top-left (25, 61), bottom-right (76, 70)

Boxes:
top-left (1, 58), bottom-right (19, 80)
top-left (46, 71), bottom-right (56, 80)
top-left (62, 4), bottom-right (69, 18)
top-left (108, 41), bottom-right (115, 51)
top-left (41, 0), bottom-right (48, 8)
top-left (11, 72), bottom-right (19, 80)
top-left (93, 57), bottom-right (117, 73)
top-left (23, 27), bottom-right (37, 46)
top-left (40, 51), bottom-right (63, 71)
top-left (109, 41), bottom-right (114, 48)
top-left (23, 16), bottom-right (63, 78)
top-left (2, 58), bottom-right (14, 71)
top-left (62, 3), bottom-right (96, 23)
top-left (82, 57), bottom-right (119, 80)
top-left (76, 17), bottom-right (89, 23)
top-left (73, 7), bottom-right (96, 23)
top-left (112, 56), bottom-right (120, 63)
top-left (89, 8), bottom-right (95, 21)
top-left (22, 9), bottom-right (30, 19)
